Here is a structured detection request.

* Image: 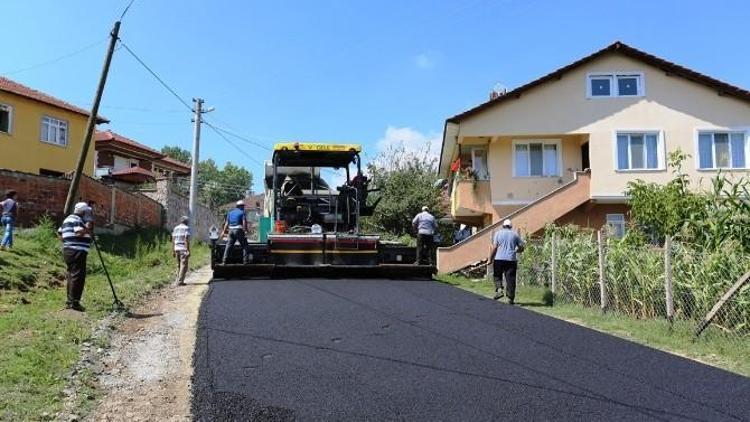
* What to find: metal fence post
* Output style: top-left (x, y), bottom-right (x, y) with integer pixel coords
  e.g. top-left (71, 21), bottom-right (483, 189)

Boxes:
top-left (551, 232), bottom-right (557, 302)
top-left (664, 236), bottom-right (675, 325)
top-left (598, 230), bottom-right (608, 312)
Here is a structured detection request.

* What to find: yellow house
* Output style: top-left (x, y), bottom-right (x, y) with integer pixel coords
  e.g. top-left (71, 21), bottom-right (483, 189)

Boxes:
top-left (0, 76), bottom-right (108, 177)
top-left (437, 41), bottom-right (750, 273)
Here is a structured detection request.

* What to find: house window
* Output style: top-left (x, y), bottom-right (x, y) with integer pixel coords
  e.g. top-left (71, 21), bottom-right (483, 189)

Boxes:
top-left (606, 214), bottom-right (626, 238)
top-left (0, 103), bottom-right (13, 134)
top-left (40, 116), bottom-right (69, 146)
top-left (513, 140), bottom-right (560, 177)
top-left (616, 132), bottom-right (661, 170)
top-left (588, 73), bottom-right (643, 97)
top-left (471, 148), bottom-right (489, 180)
top-left (698, 131), bottom-right (747, 170)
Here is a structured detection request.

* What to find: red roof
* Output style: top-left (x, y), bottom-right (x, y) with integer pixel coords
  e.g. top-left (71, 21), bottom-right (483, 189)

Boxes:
top-left (0, 76), bottom-right (109, 123)
top-left (156, 156), bottom-right (191, 173)
top-left (447, 41), bottom-right (750, 123)
top-left (95, 130), bottom-right (163, 159)
top-left (110, 166), bottom-right (156, 183)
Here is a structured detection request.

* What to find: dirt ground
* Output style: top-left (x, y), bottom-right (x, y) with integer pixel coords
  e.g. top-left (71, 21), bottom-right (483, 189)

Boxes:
top-left (85, 266), bottom-right (211, 422)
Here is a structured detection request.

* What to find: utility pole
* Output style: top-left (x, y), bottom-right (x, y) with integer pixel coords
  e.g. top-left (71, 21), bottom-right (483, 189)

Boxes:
top-left (64, 21), bottom-right (121, 215)
top-left (189, 98), bottom-right (205, 221)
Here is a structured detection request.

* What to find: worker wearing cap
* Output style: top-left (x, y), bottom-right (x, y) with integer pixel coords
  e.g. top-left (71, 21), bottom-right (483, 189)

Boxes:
top-left (58, 202), bottom-right (93, 312)
top-left (412, 206), bottom-right (437, 265)
top-left (222, 200), bottom-right (249, 264)
top-left (488, 219), bottom-right (525, 304)
top-left (171, 216), bottom-right (191, 286)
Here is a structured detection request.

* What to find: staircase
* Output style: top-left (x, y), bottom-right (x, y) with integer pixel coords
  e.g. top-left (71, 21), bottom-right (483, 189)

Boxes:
top-left (436, 171), bottom-right (591, 274)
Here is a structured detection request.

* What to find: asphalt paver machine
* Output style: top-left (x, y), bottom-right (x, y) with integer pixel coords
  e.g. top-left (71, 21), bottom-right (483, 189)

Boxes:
top-left (211, 142), bottom-right (435, 279)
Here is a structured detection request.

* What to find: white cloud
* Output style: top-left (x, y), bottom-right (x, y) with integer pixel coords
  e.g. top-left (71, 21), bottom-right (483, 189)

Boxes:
top-left (413, 53), bottom-right (435, 69)
top-left (376, 126), bottom-right (440, 159)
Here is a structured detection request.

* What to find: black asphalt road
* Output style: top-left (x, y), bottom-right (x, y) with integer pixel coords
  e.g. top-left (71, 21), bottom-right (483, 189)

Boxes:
top-left (192, 279), bottom-right (750, 421)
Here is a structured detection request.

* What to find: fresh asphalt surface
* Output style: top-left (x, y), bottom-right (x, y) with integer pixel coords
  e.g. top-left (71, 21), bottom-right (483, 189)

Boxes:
top-left (192, 279), bottom-right (750, 421)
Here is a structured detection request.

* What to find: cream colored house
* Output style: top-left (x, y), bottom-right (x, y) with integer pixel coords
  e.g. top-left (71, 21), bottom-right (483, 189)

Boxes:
top-left (437, 41), bottom-right (750, 273)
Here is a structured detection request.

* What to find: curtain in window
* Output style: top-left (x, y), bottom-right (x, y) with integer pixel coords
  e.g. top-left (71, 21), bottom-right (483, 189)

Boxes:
top-left (730, 133), bottom-right (745, 168)
top-left (645, 134), bottom-right (658, 168)
top-left (698, 134), bottom-right (713, 168)
top-left (714, 133), bottom-right (730, 168)
top-left (617, 134), bottom-right (629, 169)
top-left (515, 144), bottom-right (529, 176)
top-left (630, 135), bottom-right (645, 169)
top-left (543, 144), bottom-right (558, 176)
top-left (529, 143), bottom-right (543, 176)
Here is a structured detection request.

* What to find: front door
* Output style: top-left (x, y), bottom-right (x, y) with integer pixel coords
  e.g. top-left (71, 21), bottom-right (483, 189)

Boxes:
top-left (581, 142), bottom-right (590, 170)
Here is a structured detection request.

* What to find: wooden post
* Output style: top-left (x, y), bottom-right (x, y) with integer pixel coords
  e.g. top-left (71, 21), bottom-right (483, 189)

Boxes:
top-left (551, 232), bottom-right (558, 300)
top-left (695, 271), bottom-right (750, 338)
top-left (664, 236), bottom-right (675, 324)
top-left (598, 230), bottom-right (608, 312)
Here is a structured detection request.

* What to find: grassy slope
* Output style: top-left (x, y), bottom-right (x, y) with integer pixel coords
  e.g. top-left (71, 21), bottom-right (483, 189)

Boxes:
top-left (0, 222), bottom-right (209, 420)
top-left (436, 274), bottom-right (750, 378)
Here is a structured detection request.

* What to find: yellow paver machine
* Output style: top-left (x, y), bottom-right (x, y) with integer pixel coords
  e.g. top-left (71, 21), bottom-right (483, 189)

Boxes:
top-left (210, 142), bottom-right (435, 279)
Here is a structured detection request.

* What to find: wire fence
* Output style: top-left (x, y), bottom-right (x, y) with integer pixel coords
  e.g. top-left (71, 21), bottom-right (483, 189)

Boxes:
top-left (516, 231), bottom-right (750, 343)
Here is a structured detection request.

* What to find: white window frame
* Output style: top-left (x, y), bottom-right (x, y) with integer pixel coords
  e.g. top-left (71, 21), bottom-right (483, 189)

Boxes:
top-left (586, 72), bottom-right (645, 98)
top-left (694, 129), bottom-right (750, 171)
top-left (40, 115), bottom-right (69, 147)
top-left (512, 139), bottom-right (562, 178)
top-left (612, 130), bottom-right (666, 172)
top-left (606, 213), bottom-right (626, 238)
top-left (0, 103), bottom-right (13, 135)
top-left (470, 147), bottom-right (489, 180)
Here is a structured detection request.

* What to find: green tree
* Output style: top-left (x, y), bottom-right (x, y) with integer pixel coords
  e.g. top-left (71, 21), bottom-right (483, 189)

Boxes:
top-left (160, 145), bottom-right (192, 164)
top-left (365, 143), bottom-right (445, 236)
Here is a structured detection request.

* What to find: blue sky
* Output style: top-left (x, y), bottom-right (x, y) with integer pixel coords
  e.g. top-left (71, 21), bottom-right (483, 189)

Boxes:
top-left (2, 0), bottom-right (749, 191)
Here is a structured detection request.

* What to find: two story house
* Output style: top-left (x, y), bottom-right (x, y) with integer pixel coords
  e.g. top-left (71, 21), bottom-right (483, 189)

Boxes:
top-left (95, 130), bottom-right (190, 184)
top-left (0, 77), bottom-right (109, 176)
top-left (437, 41), bottom-right (750, 273)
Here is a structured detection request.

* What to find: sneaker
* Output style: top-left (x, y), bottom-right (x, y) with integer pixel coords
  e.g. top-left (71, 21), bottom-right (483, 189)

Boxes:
top-left (493, 290), bottom-right (505, 300)
top-left (508, 299), bottom-right (515, 305)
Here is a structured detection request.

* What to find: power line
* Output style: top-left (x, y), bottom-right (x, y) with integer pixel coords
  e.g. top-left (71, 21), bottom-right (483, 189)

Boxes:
top-left (203, 121), bottom-right (272, 151)
top-left (119, 0), bottom-right (137, 20)
top-left (2, 38), bottom-right (107, 76)
top-left (119, 41), bottom-right (193, 112)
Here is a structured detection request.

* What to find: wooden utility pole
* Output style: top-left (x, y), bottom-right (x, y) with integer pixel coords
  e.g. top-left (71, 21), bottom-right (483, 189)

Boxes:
top-left (63, 21), bottom-right (121, 215)
top-left (188, 98), bottom-right (204, 221)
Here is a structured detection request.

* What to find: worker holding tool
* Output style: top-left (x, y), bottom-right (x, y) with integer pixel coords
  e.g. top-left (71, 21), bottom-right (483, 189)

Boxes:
top-left (58, 202), bottom-right (92, 312)
top-left (172, 216), bottom-right (191, 286)
top-left (412, 206), bottom-right (437, 265)
top-left (487, 219), bottom-right (525, 304)
top-left (222, 200), bottom-right (250, 264)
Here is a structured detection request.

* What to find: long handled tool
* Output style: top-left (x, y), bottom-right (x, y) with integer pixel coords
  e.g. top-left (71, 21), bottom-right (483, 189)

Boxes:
top-left (92, 236), bottom-right (126, 311)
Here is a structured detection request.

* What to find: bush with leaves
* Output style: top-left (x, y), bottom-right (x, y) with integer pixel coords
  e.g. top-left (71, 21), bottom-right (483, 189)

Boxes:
top-left (364, 143), bottom-right (445, 237)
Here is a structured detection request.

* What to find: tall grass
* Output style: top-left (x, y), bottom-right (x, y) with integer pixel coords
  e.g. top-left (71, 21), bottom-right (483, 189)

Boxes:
top-left (518, 226), bottom-right (750, 336)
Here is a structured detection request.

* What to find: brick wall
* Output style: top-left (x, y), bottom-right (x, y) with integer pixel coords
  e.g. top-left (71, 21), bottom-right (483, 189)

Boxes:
top-left (0, 168), bottom-right (162, 229)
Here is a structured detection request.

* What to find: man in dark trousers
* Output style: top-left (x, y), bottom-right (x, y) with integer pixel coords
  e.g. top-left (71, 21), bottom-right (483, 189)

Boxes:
top-left (222, 200), bottom-right (249, 264)
top-left (488, 219), bottom-right (525, 305)
top-left (412, 206), bottom-right (437, 265)
top-left (58, 202), bottom-right (92, 312)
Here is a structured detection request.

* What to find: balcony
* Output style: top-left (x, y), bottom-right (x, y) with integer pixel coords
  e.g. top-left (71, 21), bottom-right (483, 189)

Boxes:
top-left (450, 179), bottom-right (492, 218)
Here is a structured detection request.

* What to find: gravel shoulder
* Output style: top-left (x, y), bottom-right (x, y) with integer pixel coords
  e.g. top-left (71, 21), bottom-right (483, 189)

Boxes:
top-left (85, 266), bottom-right (212, 422)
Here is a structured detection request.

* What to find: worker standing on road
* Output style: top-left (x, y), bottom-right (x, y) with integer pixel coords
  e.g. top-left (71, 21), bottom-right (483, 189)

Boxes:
top-left (488, 219), bottom-right (525, 305)
top-left (412, 206), bottom-right (437, 265)
top-left (1, 190), bottom-right (18, 250)
top-left (172, 216), bottom-right (191, 286)
top-left (58, 202), bottom-right (92, 312)
top-left (222, 200), bottom-right (249, 264)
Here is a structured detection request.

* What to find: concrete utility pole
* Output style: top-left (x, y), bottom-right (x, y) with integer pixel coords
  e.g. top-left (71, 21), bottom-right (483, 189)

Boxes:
top-left (189, 98), bottom-right (205, 221)
top-left (64, 21), bottom-right (121, 215)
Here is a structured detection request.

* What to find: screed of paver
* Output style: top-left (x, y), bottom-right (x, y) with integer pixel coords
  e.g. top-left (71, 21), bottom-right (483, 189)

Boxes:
top-left (193, 278), bottom-right (750, 422)
top-left (87, 266), bottom-right (212, 422)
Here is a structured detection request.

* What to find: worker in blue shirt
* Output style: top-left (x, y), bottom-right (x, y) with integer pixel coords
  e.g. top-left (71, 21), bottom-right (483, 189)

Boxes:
top-left (222, 200), bottom-right (249, 264)
top-left (488, 219), bottom-right (525, 304)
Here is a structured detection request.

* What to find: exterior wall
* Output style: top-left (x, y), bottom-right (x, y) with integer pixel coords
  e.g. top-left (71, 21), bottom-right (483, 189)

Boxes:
top-left (453, 52), bottom-right (750, 198)
top-left (437, 172), bottom-right (591, 273)
top-left (142, 178), bottom-right (221, 242)
top-left (0, 169), bottom-right (161, 229)
top-left (555, 202), bottom-right (630, 230)
top-left (97, 150), bottom-right (115, 167)
top-left (0, 91), bottom-right (94, 176)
